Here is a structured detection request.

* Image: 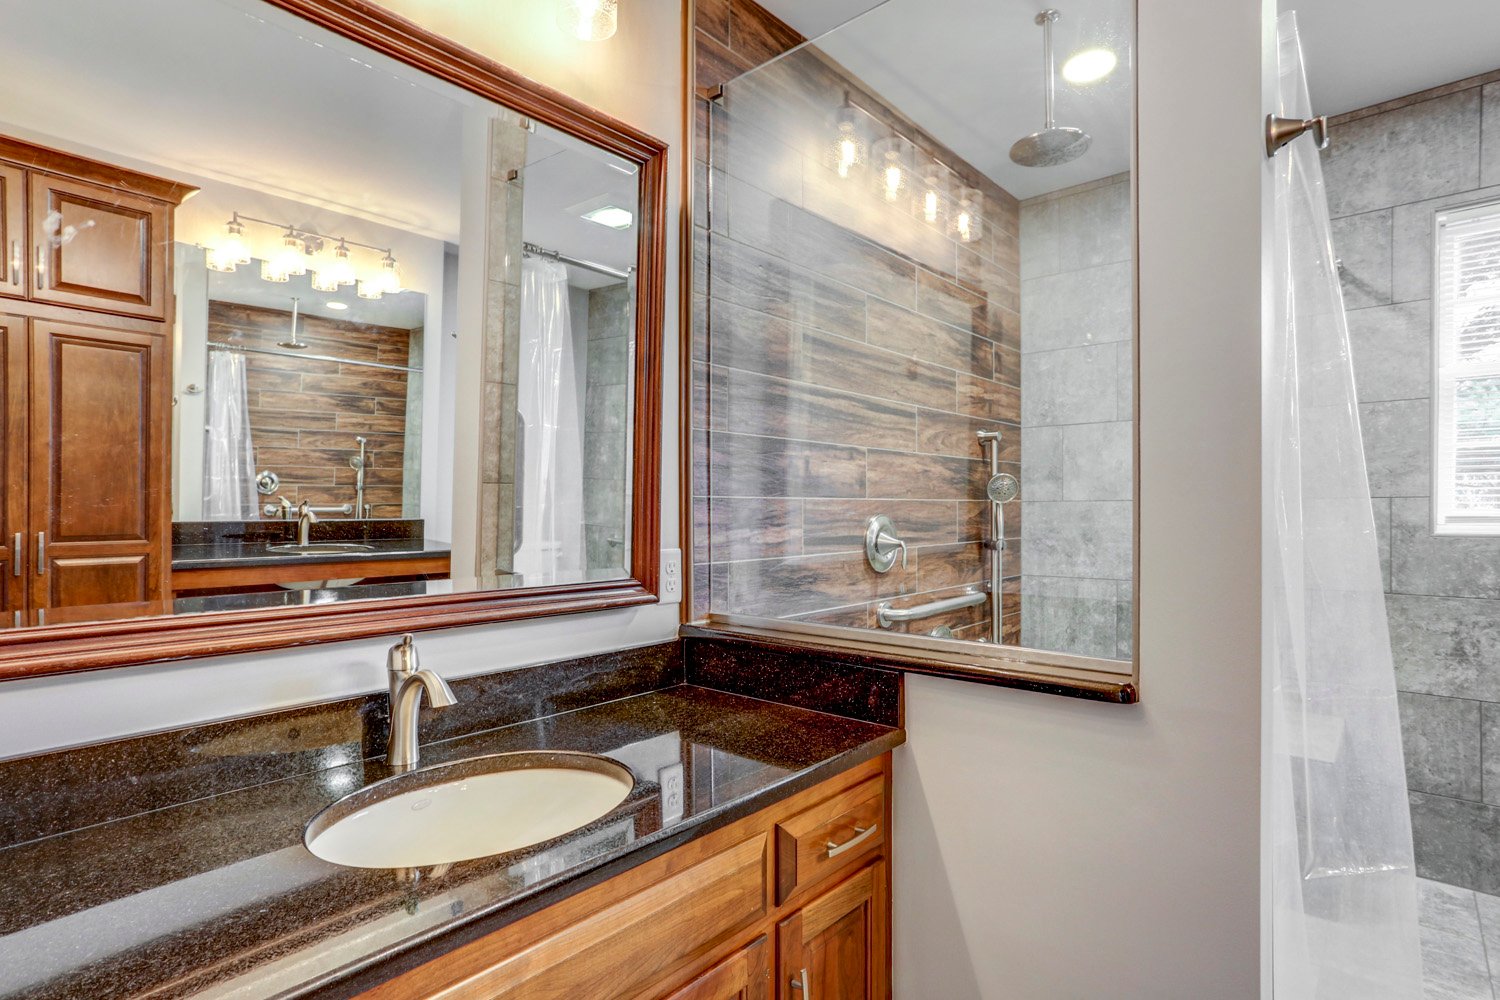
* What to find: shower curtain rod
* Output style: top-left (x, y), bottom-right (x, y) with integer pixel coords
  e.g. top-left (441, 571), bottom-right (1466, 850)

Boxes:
top-left (208, 341), bottom-right (422, 374)
top-left (522, 241), bottom-right (633, 281)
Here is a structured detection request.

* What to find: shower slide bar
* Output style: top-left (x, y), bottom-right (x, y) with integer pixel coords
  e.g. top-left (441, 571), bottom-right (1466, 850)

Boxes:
top-left (208, 341), bottom-right (422, 374)
top-left (876, 586), bottom-right (986, 628)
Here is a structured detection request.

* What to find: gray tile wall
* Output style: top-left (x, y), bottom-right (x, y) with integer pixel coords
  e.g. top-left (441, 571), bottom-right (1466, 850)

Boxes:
top-left (583, 282), bottom-right (633, 575)
top-left (1327, 74), bottom-right (1500, 893)
top-left (1018, 174), bottom-right (1134, 660)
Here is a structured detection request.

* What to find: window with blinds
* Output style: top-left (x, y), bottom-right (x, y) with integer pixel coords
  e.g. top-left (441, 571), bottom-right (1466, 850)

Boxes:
top-left (1434, 200), bottom-right (1500, 535)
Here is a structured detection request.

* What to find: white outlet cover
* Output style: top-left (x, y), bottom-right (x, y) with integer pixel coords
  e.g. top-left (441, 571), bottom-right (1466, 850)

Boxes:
top-left (660, 548), bottom-right (683, 602)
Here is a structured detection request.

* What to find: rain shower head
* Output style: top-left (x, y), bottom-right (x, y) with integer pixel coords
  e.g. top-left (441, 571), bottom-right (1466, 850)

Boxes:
top-left (1010, 9), bottom-right (1092, 168)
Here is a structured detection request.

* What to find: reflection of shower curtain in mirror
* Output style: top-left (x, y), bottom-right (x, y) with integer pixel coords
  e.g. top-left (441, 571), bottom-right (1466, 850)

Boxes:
top-left (1268, 13), bottom-right (1422, 998)
top-left (201, 350), bottom-right (259, 520)
top-left (515, 258), bottom-right (584, 581)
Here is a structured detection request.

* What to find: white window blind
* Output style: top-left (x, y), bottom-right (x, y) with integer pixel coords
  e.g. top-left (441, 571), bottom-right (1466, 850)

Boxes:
top-left (1434, 201), bottom-right (1500, 534)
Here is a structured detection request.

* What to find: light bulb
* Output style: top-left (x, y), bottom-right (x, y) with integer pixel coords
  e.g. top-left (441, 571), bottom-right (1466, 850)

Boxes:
top-left (378, 253), bottom-right (402, 295)
top-left (558, 0), bottom-right (617, 41)
top-left (872, 136), bottom-right (908, 203)
top-left (829, 97), bottom-right (865, 180)
top-left (919, 165), bottom-right (947, 226)
top-left (325, 240), bottom-right (357, 287)
top-left (950, 186), bottom-right (983, 244)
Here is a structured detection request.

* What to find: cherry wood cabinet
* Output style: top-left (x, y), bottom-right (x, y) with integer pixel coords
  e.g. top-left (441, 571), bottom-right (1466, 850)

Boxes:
top-left (0, 164), bottom-right (23, 300)
top-left (0, 135), bottom-right (191, 627)
top-left (361, 754), bottom-right (893, 1000)
top-left (0, 314), bottom-right (26, 627)
top-left (28, 174), bottom-right (172, 321)
top-left (778, 862), bottom-right (888, 1000)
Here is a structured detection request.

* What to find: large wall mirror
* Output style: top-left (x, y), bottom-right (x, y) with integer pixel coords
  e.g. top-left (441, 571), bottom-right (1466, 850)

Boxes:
top-left (0, 0), bottom-right (665, 675)
top-left (690, 0), bottom-right (1135, 686)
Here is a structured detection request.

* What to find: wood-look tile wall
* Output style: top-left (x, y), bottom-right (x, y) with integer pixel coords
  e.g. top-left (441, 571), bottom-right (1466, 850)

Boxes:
top-left (207, 302), bottom-right (416, 518)
top-left (691, 0), bottom-right (1022, 642)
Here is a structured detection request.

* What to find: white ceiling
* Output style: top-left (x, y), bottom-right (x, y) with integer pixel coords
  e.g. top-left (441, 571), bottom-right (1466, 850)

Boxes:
top-left (1283, 1), bottom-right (1500, 117)
top-left (757, 0), bottom-right (1133, 199)
top-left (523, 125), bottom-right (640, 288)
top-left (0, 0), bottom-right (637, 285)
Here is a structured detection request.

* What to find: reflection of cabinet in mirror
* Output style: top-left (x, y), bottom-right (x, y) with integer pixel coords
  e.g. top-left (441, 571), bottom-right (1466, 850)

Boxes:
top-left (0, 136), bottom-right (195, 627)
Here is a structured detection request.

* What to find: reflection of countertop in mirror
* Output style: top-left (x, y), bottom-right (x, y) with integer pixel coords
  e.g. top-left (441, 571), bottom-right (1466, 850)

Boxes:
top-left (173, 579), bottom-right (442, 614)
top-left (170, 537), bottom-right (452, 571)
top-left (0, 642), bottom-right (903, 1000)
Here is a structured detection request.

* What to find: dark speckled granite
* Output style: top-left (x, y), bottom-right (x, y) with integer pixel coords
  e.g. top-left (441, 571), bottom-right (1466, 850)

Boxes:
top-left (0, 643), bottom-right (683, 849)
top-left (685, 633), bottom-right (902, 726)
top-left (0, 685), bottom-right (901, 1000)
top-left (172, 520), bottom-right (427, 546)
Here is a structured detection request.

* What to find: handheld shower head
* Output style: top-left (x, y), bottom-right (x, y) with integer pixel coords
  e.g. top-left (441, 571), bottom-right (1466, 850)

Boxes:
top-left (987, 473), bottom-right (1020, 504)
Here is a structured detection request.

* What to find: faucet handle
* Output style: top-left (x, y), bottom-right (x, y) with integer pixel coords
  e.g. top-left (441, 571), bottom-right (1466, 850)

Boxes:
top-left (387, 633), bottom-right (419, 675)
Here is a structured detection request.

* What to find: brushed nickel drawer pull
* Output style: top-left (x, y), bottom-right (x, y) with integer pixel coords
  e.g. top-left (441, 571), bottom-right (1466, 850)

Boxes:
top-left (825, 822), bottom-right (878, 858)
top-left (35, 245), bottom-right (44, 280)
top-left (35, 532), bottom-right (44, 575)
top-left (790, 968), bottom-right (811, 998)
top-left (9, 240), bottom-right (18, 284)
top-left (10, 532), bottom-right (19, 577)
top-left (11, 610), bottom-right (19, 629)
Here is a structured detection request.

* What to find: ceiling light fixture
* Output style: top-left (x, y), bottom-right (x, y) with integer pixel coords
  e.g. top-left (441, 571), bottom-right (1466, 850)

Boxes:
top-left (558, 0), bottom-right (618, 41)
top-left (1062, 47), bottom-right (1117, 84)
top-left (581, 205), bottom-right (634, 230)
top-left (205, 214), bottom-right (400, 295)
top-left (326, 301), bottom-right (349, 311)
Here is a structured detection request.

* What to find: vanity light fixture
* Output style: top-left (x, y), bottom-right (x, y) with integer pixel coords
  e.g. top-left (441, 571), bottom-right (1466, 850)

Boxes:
top-left (206, 213), bottom-right (251, 272)
top-left (1062, 47), bottom-right (1117, 84)
top-left (581, 205), bottom-right (634, 230)
top-left (263, 227), bottom-right (309, 282)
top-left (919, 162), bottom-right (947, 226)
top-left (558, 0), bottom-right (618, 41)
top-left (831, 92), bottom-right (866, 180)
top-left (951, 186), bottom-right (983, 244)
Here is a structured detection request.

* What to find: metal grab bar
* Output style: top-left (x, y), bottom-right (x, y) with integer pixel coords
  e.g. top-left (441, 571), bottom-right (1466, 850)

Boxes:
top-left (876, 587), bottom-right (986, 628)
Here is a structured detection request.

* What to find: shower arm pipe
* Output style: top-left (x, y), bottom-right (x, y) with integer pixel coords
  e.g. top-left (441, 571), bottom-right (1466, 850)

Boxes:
top-left (208, 341), bottom-right (422, 374)
top-left (522, 241), bottom-right (633, 281)
top-left (1039, 9), bottom-right (1060, 131)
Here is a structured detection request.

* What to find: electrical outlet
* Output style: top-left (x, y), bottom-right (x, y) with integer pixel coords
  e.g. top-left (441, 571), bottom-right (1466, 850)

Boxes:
top-left (660, 548), bottom-right (683, 603)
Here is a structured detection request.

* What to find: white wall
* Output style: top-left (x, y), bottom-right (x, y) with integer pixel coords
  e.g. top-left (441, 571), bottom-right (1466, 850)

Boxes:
top-left (892, 0), bottom-right (1272, 995)
top-left (0, 0), bottom-right (684, 759)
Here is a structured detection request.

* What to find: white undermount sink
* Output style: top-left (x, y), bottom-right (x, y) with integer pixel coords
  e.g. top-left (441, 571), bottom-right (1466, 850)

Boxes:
top-left (303, 751), bottom-right (635, 869)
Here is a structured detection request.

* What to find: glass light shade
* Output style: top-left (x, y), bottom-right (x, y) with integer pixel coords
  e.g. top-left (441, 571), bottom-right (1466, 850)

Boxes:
top-left (951, 186), bottom-right (983, 243)
top-left (356, 278), bottom-right (384, 300)
top-left (326, 241), bottom-right (358, 287)
top-left (873, 136), bottom-right (910, 203)
top-left (378, 254), bottom-right (403, 295)
top-left (269, 230), bottom-right (307, 279)
top-left (829, 102), bottom-right (865, 180)
top-left (205, 247), bottom-right (238, 273)
top-left (260, 258), bottom-right (291, 283)
top-left (558, 0), bottom-right (618, 41)
top-left (309, 268), bottom-right (341, 292)
top-left (919, 165), bottom-right (948, 226)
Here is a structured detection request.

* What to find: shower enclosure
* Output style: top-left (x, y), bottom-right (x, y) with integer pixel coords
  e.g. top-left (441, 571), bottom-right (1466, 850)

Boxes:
top-left (690, 0), bottom-right (1135, 667)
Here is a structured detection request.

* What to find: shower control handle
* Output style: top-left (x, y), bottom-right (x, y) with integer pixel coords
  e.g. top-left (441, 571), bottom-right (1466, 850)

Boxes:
top-left (864, 515), bottom-right (907, 574)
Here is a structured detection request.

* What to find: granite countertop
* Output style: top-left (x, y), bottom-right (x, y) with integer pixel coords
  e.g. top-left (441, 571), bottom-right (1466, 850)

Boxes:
top-left (0, 681), bottom-right (902, 999)
top-left (173, 581), bottom-right (444, 615)
top-left (172, 537), bottom-right (452, 571)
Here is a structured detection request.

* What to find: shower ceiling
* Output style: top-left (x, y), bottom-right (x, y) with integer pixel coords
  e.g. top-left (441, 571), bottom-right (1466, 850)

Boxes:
top-left (756, 0), bottom-right (1132, 199)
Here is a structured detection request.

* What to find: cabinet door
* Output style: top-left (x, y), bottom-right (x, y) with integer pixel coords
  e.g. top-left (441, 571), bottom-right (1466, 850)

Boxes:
top-left (0, 164), bottom-right (23, 300)
top-left (29, 318), bottom-right (169, 623)
top-left (30, 173), bottom-right (170, 320)
top-left (0, 314), bottom-right (25, 627)
top-left (777, 861), bottom-right (888, 1000)
top-left (658, 937), bottom-right (771, 1000)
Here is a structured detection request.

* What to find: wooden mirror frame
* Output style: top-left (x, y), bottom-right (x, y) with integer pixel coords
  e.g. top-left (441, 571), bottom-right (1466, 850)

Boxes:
top-left (0, 0), bottom-right (666, 680)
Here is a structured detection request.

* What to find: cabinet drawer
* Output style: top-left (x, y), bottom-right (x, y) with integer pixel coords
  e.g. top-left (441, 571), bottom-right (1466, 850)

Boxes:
top-left (775, 777), bottom-right (884, 903)
top-left (367, 832), bottom-right (769, 1000)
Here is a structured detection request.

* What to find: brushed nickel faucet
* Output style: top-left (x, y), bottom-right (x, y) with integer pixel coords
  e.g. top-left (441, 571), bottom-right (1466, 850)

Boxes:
top-left (385, 633), bottom-right (456, 772)
top-left (296, 499), bottom-right (318, 546)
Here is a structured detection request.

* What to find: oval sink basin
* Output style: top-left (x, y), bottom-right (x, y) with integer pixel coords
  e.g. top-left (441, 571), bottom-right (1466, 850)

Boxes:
top-left (266, 542), bottom-right (375, 555)
top-left (304, 751), bottom-right (635, 869)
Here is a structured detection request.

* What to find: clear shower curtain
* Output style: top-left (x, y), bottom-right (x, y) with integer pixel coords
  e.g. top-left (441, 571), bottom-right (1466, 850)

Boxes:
top-left (1268, 13), bottom-right (1423, 998)
top-left (514, 258), bottom-right (584, 582)
top-left (201, 350), bottom-right (259, 520)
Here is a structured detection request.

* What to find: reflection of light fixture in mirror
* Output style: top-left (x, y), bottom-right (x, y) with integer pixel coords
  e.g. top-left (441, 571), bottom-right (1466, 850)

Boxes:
top-left (951, 186), bottom-right (983, 243)
top-left (872, 136), bottom-right (910, 203)
top-left (919, 164), bottom-right (947, 226)
top-left (206, 214), bottom-right (251, 272)
top-left (263, 228), bottom-right (308, 282)
top-left (558, 0), bottom-right (618, 41)
top-left (1062, 47), bottom-right (1117, 84)
top-left (378, 253), bottom-right (402, 294)
top-left (581, 205), bottom-right (634, 230)
top-left (830, 92), bottom-right (865, 180)
top-left (311, 239), bottom-right (357, 291)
